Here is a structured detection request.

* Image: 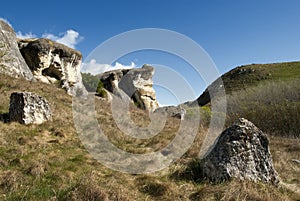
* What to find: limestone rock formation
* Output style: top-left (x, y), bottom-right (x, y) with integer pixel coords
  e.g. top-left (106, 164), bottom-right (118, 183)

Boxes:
top-left (154, 106), bottom-right (186, 120)
top-left (0, 20), bottom-right (33, 80)
top-left (98, 64), bottom-right (159, 111)
top-left (199, 118), bottom-right (279, 185)
top-left (18, 38), bottom-right (86, 96)
top-left (9, 92), bottom-right (52, 124)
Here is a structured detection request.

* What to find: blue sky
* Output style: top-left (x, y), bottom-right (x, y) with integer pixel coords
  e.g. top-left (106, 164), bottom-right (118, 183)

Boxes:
top-left (1, 0), bottom-right (300, 105)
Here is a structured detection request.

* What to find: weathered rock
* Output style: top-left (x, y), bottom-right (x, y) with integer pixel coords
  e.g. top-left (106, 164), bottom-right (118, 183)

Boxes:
top-left (199, 118), bottom-right (279, 185)
top-left (154, 106), bottom-right (186, 120)
top-left (0, 20), bottom-right (33, 80)
top-left (98, 64), bottom-right (159, 111)
top-left (18, 38), bottom-right (86, 96)
top-left (9, 92), bottom-right (52, 124)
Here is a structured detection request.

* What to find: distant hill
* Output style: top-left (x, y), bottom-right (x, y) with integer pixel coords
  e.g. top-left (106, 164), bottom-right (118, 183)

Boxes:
top-left (191, 61), bottom-right (300, 106)
top-left (186, 61), bottom-right (300, 138)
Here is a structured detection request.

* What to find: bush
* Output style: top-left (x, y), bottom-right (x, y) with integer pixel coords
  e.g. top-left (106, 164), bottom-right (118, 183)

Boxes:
top-left (81, 73), bottom-right (99, 92)
top-left (96, 80), bottom-right (107, 98)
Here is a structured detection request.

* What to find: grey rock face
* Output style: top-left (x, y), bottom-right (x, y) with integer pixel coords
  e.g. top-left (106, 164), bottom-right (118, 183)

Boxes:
top-left (98, 64), bottom-right (159, 111)
top-left (0, 20), bottom-right (33, 80)
top-left (154, 106), bottom-right (186, 120)
top-left (9, 92), bottom-right (52, 125)
top-left (18, 38), bottom-right (86, 96)
top-left (200, 118), bottom-right (279, 185)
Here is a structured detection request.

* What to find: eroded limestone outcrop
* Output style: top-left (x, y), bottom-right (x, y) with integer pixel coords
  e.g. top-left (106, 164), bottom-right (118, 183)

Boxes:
top-left (199, 118), bottom-right (279, 185)
top-left (9, 92), bottom-right (52, 125)
top-left (98, 64), bottom-right (159, 111)
top-left (0, 20), bottom-right (33, 80)
top-left (18, 38), bottom-right (86, 96)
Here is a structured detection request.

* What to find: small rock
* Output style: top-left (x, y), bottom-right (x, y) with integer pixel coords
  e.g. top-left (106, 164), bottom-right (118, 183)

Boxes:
top-left (154, 106), bottom-right (186, 120)
top-left (291, 159), bottom-right (300, 165)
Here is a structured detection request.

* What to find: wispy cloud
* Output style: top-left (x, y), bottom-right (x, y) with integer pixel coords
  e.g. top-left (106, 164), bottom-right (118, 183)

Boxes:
top-left (81, 59), bottom-right (136, 75)
top-left (16, 31), bottom-right (37, 39)
top-left (42, 30), bottom-right (83, 49)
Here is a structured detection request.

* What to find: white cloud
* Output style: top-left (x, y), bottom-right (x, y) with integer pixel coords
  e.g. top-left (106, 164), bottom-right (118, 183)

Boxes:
top-left (42, 29), bottom-right (83, 49)
top-left (16, 31), bottom-right (37, 39)
top-left (0, 17), bottom-right (12, 27)
top-left (81, 59), bottom-right (136, 75)
top-left (0, 17), bottom-right (82, 49)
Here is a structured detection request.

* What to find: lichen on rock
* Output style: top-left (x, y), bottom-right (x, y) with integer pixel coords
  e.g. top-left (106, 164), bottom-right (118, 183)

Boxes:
top-left (199, 118), bottom-right (279, 185)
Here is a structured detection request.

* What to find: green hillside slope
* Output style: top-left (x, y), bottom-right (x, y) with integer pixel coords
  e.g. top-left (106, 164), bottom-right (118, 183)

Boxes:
top-left (194, 61), bottom-right (300, 106)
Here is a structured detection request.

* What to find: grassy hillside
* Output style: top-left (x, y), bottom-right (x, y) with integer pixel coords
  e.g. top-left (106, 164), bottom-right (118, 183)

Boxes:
top-left (0, 73), bottom-right (299, 200)
top-left (195, 61), bottom-right (300, 106)
top-left (191, 61), bottom-right (300, 137)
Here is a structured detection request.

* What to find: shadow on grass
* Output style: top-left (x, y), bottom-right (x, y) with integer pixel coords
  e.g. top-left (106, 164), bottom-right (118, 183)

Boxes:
top-left (170, 159), bottom-right (206, 183)
top-left (0, 112), bottom-right (9, 123)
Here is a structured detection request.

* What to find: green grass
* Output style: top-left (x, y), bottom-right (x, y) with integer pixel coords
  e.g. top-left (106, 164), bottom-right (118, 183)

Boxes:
top-left (222, 61), bottom-right (300, 93)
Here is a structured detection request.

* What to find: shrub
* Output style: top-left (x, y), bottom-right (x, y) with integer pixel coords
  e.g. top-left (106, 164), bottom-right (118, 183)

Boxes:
top-left (96, 80), bottom-right (107, 98)
top-left (81, 73), bottom-right (99, 92)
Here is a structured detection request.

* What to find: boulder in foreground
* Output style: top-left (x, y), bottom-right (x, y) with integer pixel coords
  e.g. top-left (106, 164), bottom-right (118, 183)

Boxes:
top-left (199, 118), bottom-right (279, 185)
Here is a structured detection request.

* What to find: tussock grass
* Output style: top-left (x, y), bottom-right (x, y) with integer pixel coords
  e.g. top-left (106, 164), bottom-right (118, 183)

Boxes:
top-left (0, 73), bottom-right (299, 200)
top-left (226, 79), bottom-right (300, 137)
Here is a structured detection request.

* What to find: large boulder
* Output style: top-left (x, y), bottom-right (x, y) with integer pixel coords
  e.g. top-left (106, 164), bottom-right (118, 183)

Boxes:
top-left (199, 118), bottom-right (279, 185)
top-left (98, 64), bottom-right (159, 111)
top-left (9, 92), bottom-right (52, 125)
top-left (0, 20), bottom-right (33, 80)
top-left (18, 38), bottom-right (86, 96)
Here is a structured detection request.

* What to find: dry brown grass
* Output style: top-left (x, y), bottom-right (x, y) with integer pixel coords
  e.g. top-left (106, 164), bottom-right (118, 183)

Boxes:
top-left (0, 73), bottom-right (299, 200)
top-left (226, 79), bottom-right (300, 137)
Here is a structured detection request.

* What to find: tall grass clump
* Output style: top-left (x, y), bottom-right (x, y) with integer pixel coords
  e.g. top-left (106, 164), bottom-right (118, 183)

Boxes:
top-left (226, 79), bottom-right (300, 137)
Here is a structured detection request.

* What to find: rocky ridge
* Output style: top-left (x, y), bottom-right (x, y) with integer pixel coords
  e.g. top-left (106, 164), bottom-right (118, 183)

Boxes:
top-left (0, 20), bottom-right (33, 80)
top-left (18, 38), bottom-right (86, 96)
top-left (0, 19), bottom-right (86, 96)
top-left (98, 64), bottom-right (159, 111)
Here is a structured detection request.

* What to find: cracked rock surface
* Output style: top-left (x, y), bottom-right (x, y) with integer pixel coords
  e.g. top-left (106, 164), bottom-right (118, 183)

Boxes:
top-left (200, 118), bottom-right (279, 185)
